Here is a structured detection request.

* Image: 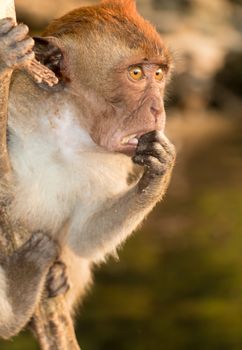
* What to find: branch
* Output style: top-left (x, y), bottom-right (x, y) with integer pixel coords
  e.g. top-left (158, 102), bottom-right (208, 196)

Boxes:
top-left (0, 1), bottom-right (80, 349)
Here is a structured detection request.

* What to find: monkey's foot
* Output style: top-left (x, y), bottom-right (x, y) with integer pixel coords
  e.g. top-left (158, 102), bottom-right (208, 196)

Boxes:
top-left (46, 261), bottom-right (70, 298)
top-left (10, 231), bottom-right (59, 268)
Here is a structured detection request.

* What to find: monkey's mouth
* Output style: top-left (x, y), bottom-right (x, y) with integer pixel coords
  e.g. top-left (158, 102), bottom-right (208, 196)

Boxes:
top-left (118, 133), bottom-right (141, 155)
top-left (121, 134), bottom-right (139, 147)
top-left (113, 129), bottom-right (158, 156)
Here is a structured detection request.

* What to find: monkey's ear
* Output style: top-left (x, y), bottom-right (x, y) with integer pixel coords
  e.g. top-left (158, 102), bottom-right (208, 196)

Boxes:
top-left (33, 37), bottom-right (64, 84)
top-left (101, 0), bottom-right (136, 13)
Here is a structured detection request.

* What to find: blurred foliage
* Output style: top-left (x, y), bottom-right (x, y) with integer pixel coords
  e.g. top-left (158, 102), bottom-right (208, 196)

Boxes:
top-left (229, 0), bottom-right (242, 5)
top-left (213, 51), bottom-right (242, 100)
top-left (153, 0), bottom-right (192, 11)
top-left (1, 0), bottom-right (242, 349)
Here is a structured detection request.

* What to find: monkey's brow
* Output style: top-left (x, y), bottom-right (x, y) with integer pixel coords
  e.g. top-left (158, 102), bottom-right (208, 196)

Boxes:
top-left (131, 60), bottom-right (171, 72)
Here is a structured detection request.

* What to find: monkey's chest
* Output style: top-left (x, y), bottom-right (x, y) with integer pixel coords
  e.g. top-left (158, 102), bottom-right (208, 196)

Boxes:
top-left (9, 137), bottom-right (132, 234)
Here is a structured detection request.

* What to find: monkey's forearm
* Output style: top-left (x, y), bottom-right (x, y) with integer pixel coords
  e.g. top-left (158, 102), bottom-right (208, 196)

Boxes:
top-left (70, 131), bottom-right (175, 261)
top-left (71, 178), bottom-right (168, 260)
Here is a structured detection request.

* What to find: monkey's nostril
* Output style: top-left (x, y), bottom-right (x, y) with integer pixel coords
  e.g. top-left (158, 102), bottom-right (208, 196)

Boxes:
top-left (150, 106), bottom-right (160, 120)
top-left (150, 106), bottom-right (157, 114)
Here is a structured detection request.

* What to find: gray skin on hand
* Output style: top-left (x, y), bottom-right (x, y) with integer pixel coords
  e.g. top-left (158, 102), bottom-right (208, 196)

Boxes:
top-left (133, 130), bottom-right (176, 193)
top-left (0, 18), bottom-right (34, 69)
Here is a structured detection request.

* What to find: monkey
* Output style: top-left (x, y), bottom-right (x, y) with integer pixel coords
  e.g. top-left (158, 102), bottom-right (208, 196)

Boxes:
top-left (0, 0), bottom-right (176, 340)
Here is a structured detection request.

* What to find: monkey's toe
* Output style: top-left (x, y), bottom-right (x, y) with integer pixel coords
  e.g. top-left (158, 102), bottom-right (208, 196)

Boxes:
top-left (46, 261), bottom-right (70, 298)
top-left (0, 18), bottom-right (16, 35)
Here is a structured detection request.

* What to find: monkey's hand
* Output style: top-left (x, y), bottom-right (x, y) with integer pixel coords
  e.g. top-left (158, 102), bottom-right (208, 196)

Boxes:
top-left (133, 131), bottom-right (176, 196)
top-left (0, 18), bottom-right (58, 85)
top-left (0, 18), bottom-right (34, 70)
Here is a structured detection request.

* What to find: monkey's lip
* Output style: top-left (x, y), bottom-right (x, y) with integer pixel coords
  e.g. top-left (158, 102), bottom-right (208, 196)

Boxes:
top-left (120, 134), bottom-right (139, 146)
top-left (117, 132), bottom-right (144, 156)
top-left (116, 129), bottom-right (161, 155)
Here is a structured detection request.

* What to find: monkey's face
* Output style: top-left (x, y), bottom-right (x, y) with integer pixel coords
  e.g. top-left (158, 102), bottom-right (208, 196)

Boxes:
top-left (39, 0), bottom-right (172, 156)
top-left (87, 57), bottom-right (169, 156)
top-left (60, 46), bottom-right (171, 156)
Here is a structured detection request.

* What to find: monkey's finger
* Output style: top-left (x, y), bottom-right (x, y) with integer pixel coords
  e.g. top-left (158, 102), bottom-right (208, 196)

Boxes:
top-left (46, 261), bottom-right (70, 298)
top-left (0, 18), bottom-right (16, 35)
top-left (133, 154), bottom-right (158, 168)
top-left (157, 135), bottom-right (176, 159)
top-left (6, 23), bottom-right (29, 44)
top-left (10, 37), bottom-right (35, 54)
top-left (25, 59), bottom-right (59, 86)
top-left (48, 281), bottom-right (70, 298)
top-left (136, 142), bottom-right (168, 163)
top-left (6, 51), bottom-right (35, 68)
top-left (133, 154), bottom-right (167, 175)
top-left (46, 261), bottom-right (67, 285)
top-left (138, 130), bottom-right (163, 145)
top-left (139, 131), bottom-right (176, 160)
top-left (47, 261), bottom-right (67, 278)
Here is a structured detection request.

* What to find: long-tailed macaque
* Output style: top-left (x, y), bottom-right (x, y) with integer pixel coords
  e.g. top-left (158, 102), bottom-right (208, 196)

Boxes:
top-left (0, 0), bottom-right (176, 339)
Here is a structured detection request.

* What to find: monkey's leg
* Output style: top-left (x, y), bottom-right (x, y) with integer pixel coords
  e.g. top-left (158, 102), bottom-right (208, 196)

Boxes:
top-left (69, 131), bottom-right (176, 260)
top-left (0, 232), bottom-right (59, 340)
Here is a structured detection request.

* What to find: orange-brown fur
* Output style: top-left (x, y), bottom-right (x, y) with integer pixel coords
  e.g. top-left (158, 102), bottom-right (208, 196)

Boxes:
top-left (43, 0), bottom-right (170, 60)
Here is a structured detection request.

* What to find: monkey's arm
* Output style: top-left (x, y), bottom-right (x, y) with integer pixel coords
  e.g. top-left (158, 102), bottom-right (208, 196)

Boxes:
top-left (69, 131), bottom-right (175, 261)
top-left (0, 232), bottom-right (59, 340)
top-left (0, 18), bottom-right (35, 175)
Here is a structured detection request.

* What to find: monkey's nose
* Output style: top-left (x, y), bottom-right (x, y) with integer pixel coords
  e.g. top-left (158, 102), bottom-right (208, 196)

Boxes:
top-left (150, 99), bottom-right (163, 121)
top-left (150, 106), bottom-right (160, 119)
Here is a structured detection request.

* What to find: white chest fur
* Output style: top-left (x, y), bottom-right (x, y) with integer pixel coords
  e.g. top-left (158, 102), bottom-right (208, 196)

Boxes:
top-left (8, 104), bottom-right (133, 234)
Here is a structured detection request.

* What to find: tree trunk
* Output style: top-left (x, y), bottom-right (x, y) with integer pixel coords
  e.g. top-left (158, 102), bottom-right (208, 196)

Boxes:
top-left (0, 1), bottom-right (80, 349)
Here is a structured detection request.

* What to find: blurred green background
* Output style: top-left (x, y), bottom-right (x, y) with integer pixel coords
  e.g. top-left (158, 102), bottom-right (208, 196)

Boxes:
top-left (1, 0), bottom-right (242, 349)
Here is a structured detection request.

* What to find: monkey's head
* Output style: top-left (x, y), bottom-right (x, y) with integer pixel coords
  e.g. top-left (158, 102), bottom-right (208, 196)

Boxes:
top-left (35, 0), bottom-right (172, 155)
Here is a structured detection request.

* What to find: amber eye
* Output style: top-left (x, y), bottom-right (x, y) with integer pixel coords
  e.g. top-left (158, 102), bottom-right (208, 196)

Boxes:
top-left (128, 66), bottom-right (143, 81)
top-left (155, 68), bottom-right (164, 81)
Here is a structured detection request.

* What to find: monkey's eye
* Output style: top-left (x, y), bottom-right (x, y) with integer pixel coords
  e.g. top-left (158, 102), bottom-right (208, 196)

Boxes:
top-left (128, 66), bottom-right (143, 81)
top-left (155, 68), bottom-right (164, 81)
